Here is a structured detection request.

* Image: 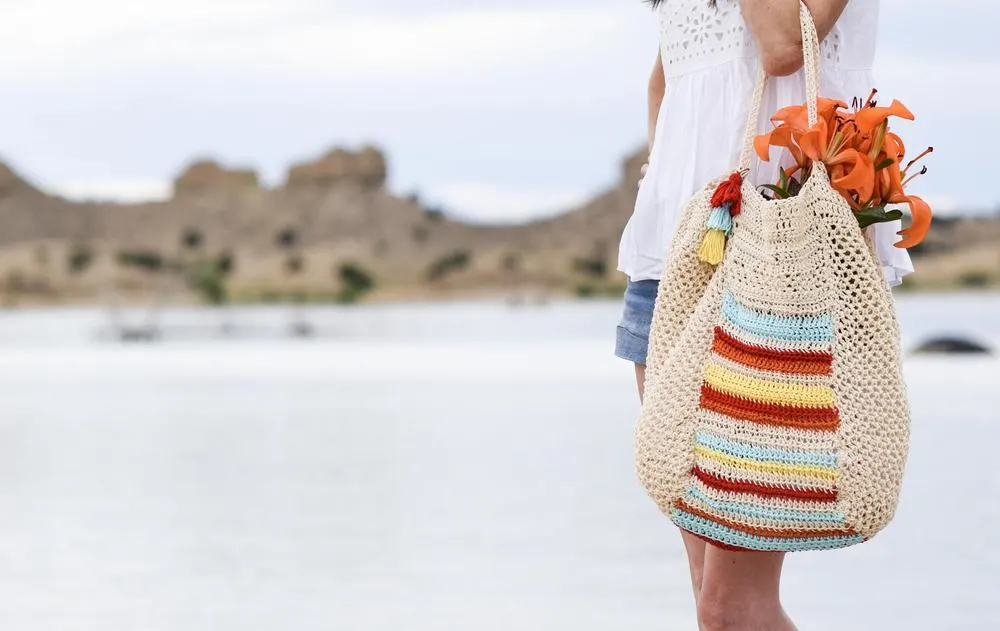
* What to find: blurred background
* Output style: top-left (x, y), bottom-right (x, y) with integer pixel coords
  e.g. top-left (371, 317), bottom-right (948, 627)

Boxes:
top-left (0, 0), bottom-right (996, 629)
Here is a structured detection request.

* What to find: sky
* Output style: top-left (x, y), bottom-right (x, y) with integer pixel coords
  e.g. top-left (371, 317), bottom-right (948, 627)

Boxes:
top-left (1, 0), bottom-right (997, 223)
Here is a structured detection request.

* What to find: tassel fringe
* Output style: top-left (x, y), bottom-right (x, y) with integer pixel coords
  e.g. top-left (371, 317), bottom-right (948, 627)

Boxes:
top-left (706, 205), bottom-right (733, 233)
top-left (698, 229), bottom-right (727, 265)
top-left (698, 172), bottom-right (744, 266)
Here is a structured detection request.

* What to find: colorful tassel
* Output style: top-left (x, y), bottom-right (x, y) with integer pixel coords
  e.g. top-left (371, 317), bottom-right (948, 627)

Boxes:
top-left (698, 172), bottom-right (745, 265)
top-left (711, 172), bottom-right (744, 216)
top-left (698, 229), bottom-right (727, 265)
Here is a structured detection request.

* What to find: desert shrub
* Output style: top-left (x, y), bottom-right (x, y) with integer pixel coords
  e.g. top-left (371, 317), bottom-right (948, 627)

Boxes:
top-left (502, 253), bottom-right (520, 272)
top-left (285, 254), bottom-right (304, 275)
top-left (427, 250), bottom-right (471, 281)
top-left (336, 262), bottom-right (376, 304)
top-left (339, 262), bottom-right (374, 292)
top-left (276, 227), bottom-right (298, 249)
top-left (573, 256), bottom-right (607, 278)
top-left (217, 251), bottom-right (235, 276)
top-left (958, 271), bottom-right (992, 288)
top-left (68, 244), bottom-right (94, 274)
top-left (117, 250), bottom-right (163, 271)
top-left (181, 228), bottom-right (203, 251)
top-left (190, 263), bottom-right (227, 305)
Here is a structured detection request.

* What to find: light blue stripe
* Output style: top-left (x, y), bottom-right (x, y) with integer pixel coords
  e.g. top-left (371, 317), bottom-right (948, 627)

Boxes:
top-left (722, 292), bottom-right (833, 342)
top-left (686, 488), bottom-right (845, 525)
top-left (695, 431), bottom-right (837, 468)
top-left (706, 205), bottom-right (733, 234)
top-left (672, 509), bottom-right (863, 552)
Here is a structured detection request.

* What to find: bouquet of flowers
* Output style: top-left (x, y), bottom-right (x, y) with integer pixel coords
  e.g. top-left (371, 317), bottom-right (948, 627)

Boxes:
top-left (754, 90), bottom-right (932, 248)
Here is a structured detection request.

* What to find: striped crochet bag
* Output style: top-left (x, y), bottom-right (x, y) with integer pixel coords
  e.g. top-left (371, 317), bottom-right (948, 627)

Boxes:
top-left (634, 2), bottom-right (911, 552)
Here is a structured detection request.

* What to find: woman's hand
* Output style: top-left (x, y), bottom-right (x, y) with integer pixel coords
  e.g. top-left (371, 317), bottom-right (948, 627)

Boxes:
top-left (740, 0), bottom-right (849, 76)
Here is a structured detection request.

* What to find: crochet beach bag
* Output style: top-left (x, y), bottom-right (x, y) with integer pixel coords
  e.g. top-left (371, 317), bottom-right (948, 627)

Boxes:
top-left (634, 2), bottom-right (910, 552)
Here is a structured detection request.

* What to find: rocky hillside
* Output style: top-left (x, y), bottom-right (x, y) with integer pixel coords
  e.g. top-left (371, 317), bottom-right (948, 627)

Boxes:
top-left (0, 146), bottom-right (645, 305)
top-left (0, 145), bottom-right (993, 306)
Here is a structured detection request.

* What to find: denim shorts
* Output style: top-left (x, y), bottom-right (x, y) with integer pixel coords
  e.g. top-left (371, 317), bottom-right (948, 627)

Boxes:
top-left (614, 279), bottom-right (660, 365)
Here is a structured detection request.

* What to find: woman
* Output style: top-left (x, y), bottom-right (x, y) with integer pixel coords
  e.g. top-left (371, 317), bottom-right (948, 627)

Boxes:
top-left (615, 1), bottom-right (912, 630)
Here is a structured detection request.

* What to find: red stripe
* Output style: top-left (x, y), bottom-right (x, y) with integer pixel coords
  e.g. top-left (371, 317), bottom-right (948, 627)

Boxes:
top-left (700, 385), bottom-right (840, 431)
top-left (715, 326), bottom-right (833, 364)
top-left (692, 466), bottom-right (838, 503)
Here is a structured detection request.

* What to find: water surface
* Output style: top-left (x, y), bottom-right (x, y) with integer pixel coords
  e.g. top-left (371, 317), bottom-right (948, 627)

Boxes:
top-left (0, 295), bottom-right (995, 630)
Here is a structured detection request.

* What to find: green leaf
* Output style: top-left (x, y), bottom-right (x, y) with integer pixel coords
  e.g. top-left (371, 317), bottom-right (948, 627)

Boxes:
top-left (854, 205), bottom-right (904, 230)
top-left (787, 176), bottom-right (803, 197)
top-left (759, 184), bottom-right (788, 199)
top-left (779, 169), bottom-right (788, 191)
top-left (875, 158), bottom-right (895, 171)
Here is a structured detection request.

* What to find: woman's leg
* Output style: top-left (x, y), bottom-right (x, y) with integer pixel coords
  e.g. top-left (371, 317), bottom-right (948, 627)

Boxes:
top-left (697, 547), bottom-right (797, 631)
top-left (635, 364), bottom-right (707, 612)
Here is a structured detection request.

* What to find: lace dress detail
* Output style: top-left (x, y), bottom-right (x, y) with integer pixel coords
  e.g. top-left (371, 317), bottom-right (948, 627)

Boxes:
top-left (659, 0), bottom-right (752, 77)
top-left (660, 0), bottom-right (844, 77)
top-left (618, 0), bottom-right (911, 285)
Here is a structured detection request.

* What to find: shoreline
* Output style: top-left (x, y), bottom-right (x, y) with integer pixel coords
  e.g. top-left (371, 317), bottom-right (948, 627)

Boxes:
top-left (0, 285), bottom-right (997, 312)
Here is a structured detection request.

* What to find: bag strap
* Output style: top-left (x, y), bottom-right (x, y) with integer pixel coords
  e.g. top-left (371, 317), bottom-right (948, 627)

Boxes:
top-left (737, 1), bottom-right (823, 172)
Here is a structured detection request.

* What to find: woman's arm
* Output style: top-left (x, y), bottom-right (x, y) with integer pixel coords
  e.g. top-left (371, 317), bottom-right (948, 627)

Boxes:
top-left (647, 51), bottom-right (665, 152)
top-left (740, 0), bottom-right (849, 76)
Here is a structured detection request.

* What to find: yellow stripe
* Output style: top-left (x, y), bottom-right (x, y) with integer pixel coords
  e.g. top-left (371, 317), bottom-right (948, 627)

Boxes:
top-left (695, 445), bottom-right (839, 482)
top-left (704, 362), bottom-right (834, 407)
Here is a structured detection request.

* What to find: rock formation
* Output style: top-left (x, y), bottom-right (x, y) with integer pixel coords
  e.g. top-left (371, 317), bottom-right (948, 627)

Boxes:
top-left (285, 146), bottom-right (387, 191)
top-left (0, 141), bottom-right (988, 306)
top-left (173, 160), bottom-right (260, 197)
top-left (0, 161), bottom-right (35, 197)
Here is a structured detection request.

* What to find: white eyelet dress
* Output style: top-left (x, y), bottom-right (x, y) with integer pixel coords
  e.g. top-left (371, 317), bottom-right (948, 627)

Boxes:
top-left (617, 0), bottom-right (913, 286)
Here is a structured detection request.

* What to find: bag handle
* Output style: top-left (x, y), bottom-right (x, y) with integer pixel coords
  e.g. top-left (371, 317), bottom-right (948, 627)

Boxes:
top-left (737, 1), bottom-right (823, 172)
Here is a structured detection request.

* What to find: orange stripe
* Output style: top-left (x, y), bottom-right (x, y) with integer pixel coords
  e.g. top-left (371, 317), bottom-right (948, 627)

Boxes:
top-left (700, 385), bottom-right (840, 431)
top-left (713, 329), bottom-right (832, 376)
top-left (716, 326), bottom-right (832, 361)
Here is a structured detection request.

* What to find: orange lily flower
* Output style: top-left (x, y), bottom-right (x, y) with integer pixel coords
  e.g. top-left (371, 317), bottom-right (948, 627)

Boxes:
top-left (753, 93), bottom-right (932, 248)
top-left (855, 99), bottom-right (914, 134)
top-left (894, 195), bottom-right (932, 249)
top-left (755, 124), bottom-right (806, 166)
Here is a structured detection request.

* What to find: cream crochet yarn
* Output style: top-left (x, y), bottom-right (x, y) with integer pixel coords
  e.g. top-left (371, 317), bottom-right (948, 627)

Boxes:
top-left (634, 2), bottom-right (910, 552)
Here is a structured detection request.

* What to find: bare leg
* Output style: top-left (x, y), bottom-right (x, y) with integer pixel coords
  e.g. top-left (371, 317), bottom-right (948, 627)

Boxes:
top-left (634, 363), bottom-right (647, 401)
top-left (698, 546), bottom-right (797, 631)
top-left (635, 363), bottom-right (707, 618)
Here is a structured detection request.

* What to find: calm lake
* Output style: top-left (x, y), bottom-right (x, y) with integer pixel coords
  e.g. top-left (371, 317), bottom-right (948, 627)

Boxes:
top-left (0, 294), bottom-right (996, 630)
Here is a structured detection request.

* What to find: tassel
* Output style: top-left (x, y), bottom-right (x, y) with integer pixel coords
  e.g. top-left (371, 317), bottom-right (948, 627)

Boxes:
top-left (706, 204), bottom-right (733, 234)
top-left (698, 171), bottom-right (744, 266)
top-left (698, 229), bottom-right (727, 265)
top-left (710, 172), bottom-right (744, 216)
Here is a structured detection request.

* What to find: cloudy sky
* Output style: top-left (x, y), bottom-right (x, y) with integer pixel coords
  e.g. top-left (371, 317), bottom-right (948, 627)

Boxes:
top-left (1, 0), bottom-right (995, 222)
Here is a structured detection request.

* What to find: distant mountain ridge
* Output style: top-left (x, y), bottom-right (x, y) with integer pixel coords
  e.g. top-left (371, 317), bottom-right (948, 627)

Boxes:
top-left (0, 145), bottom-right (644, 304)
top-left (0, 145), bottom-right (993, 305)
